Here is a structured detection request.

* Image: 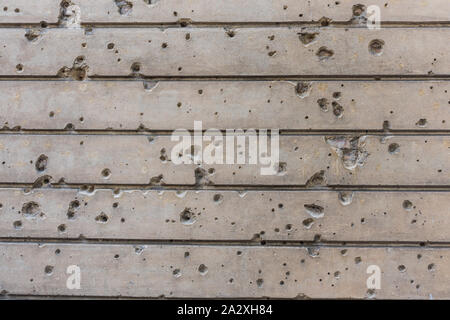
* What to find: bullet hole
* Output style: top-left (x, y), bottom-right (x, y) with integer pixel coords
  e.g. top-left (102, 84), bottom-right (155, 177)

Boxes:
top-left (184, 251), bottom-right (190, 258)
top-left (16, 64), bottom-right (24, 73)
top-left (84, 26), bottom-right (94, 35)
top-left (177, 18), bottom-right (192, 27)
top-left (35, 154), bottom-right (48, 172)
top-left (49, 111), bottom-right (55, 117)
top-left (55, 249), bottom-right (61, 255)
top-left (318, 16), bottom-right (332, 27)
top-left (143, 0), bottom-right (160, 4)
top-left (198, 264), bottom-right (208, 275)
top-left (149, 174), bottom-right (164, 185)
top-left (25, 29), bottom-right (42, 42)
top-left (185, 33), bottom-right (191, 40)
top-left (180, 208), bottom-right (197, 225)
top-left (213, 194), bottom-right (223, 203)
top-left (366, 289), bottom-right (376, 299)
top-left (22, 201), bottom-right (41, 219)
top-left (161, 42), bottom-right (168, 48)
top-left (95, 212), bottom-right (109, 223)
top-left (160, 148), bottom-right (168, 162)
top-left (317, 98), bottom-right (329, 112)
top-left (114, 0), bottom-right (133, 15)
top-left (369, 39), bottom-right (385, 56)
top-left (58, 0), bottom-right (81, 27)
top-left (340, 249), bottom-right (347, 256)
top-left (173, 269), bottom-right (182, 278)
top-left (325, 136), bottom-right (368, 170)
top-left (107, 43), bottom-right (115, 49)
top-left (298, 32), bottom-right (319, 46)
top-left (388, 143), bottom-right (400, 154)
top-left (80, 185), bottom-right (96, 195)
top-left (428, 263), bottom-right (435, 271)
top-left (332, 101), bottom-right (344, 118)
top-left (295, 82), bottom-right (312, 98)
top-left (40, 21), bottom-right (49, 28)
top-left (305, 170), bottom-right (326, 188)
top-left (398, 265), bottom-right (406, 272)
top-left (130, 62), bottom-right (141, 73)
top-left (101, 168), bottom-right (111, 179)
top-left (402, 200), bottom-right (413, 211)
top-left (316, 47), bottom-right (334, 60)
top-left (195, 167), bottom-right (213, 186)
top-left (332, 92), bottom-right (342, 99)
top-left (307, 247), bottom-right (320, 258)
top-left (304, 204), bottom-right (325, 219)
top-left (351, 4), bottom-right (367, 24)
top-left (143, 80), bottom-right (158, 91)
top-left (256, 278), bottom-right (264, 288)
top-left (352, 4), bottom-right (366, 17)
top-left (268, 51), bottom-right (277, 57)
top-left (45, 265), bottom-right (54, 275)
top-left (32, 175), bottom-right (52, 188)
top-left (13, 220), bottom-right (23, 230)
top-left (57, 224), bottom-right (67, 233)
top-left (226, 29), bottom-right (235, 38)
top-left (67, 200), bottom-right (80, 220)
top-left (354, 256), bottom-right (362, 264)
top-left (134, 246), bottom-right (145, 255)
top-left (285, 224), bottom-right (293, 231)
top-left (275, 162), bottom-right (287, 176)
top-left (302, 218), bottom-right (314, 229)
top-left (415, 118), bottom-right (428, 127)
top-left (57, 56), bottom-right (89, 81)
top-left (334, 271), bottom-right (341, 279)
top-left (338, 191), bottom-right (354, 206)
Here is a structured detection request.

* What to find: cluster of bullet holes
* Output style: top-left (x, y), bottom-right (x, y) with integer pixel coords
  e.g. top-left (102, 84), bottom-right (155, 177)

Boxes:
top-left (194, 167), bottom-right (214, 186)
top-left (317, 89), bottom-right (344, 118)
top-left (58, 0), bottom-right (81, 28)
top-left (67, 200), bottom-right (80, 220)
top-left (95, 212), bottom-right (109, 223)
top-left (3, 7), bottom-right (20, 13)
top-left (325, 136), bottom-right (368, 170)
top-left (57, 56), bottom-right (89, 81)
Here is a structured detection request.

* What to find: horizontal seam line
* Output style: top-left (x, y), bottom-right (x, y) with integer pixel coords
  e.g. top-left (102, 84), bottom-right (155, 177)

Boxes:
top-left (0, 130), bottom-right (450, 136)
top-left (0, 184), bottom-right (449, 192)
top-left (1, 75), bottom-right (450, 81)
top-left (2, 21), bottom-right (450, 28)
top-left (0, 238), bottom-right (446, 248)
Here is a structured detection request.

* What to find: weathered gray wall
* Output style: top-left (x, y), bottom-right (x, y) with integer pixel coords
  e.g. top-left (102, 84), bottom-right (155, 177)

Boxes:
top-left (0, 0), bottom-right (449, 299)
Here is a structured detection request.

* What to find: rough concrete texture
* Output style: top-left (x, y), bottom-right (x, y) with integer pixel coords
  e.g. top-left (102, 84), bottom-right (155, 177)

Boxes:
top-left (0, 1), bottom-right (449, 299)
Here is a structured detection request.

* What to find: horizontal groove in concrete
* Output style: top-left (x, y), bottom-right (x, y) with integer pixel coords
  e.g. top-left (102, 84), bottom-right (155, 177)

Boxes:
top-left (0, 130), bottom-right (449, 136)
top-left (1, 21), bottom-right (450, 29)
top-left (1, 75), bottom-right (450, 81)
top-left (0, 184), bottom-right (449, 192)
top-left (0, 237), bottom-right (446, 248)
